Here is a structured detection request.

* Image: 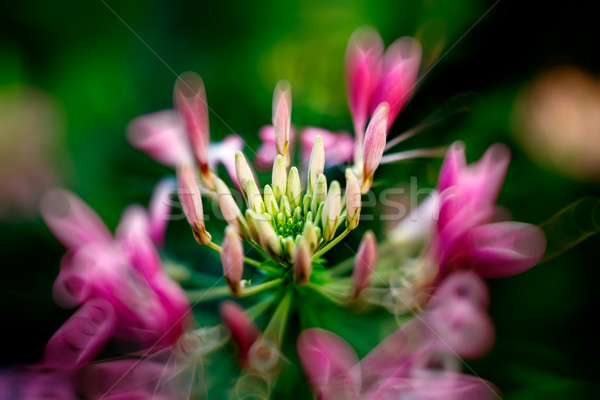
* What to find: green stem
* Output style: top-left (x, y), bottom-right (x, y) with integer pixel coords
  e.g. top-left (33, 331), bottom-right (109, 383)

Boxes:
top-left (313, 228), bottom-right (350, 259)
top-left (208, 240), bottom-right (267, 270)
top-left (186, 278), bottom-right (283, 303)
top-left (263, 290), bottom-right (292, 344)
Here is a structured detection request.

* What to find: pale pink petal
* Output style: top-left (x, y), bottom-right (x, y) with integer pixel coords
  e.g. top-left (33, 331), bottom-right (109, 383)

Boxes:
top-left (255, 125), bottom-right (296, 171)
top-left (372, 37), bottom-right (422, 129)
top-left (353, 231), bottom-right (377, 294)
top-left (345, 27), bottom-right (384, 138)
top-left (40, 188), bottom-right (112, 250)
top-left (272, 80), bottom-right (292, 164)
top-left (209, 134), bottom-right (244, 184)
top-left (127, 110), bottom-right (192, 167)
top-left (428, 271), bottom-right (490, 309)
top-left (44, 298), bottom-right (116, 371)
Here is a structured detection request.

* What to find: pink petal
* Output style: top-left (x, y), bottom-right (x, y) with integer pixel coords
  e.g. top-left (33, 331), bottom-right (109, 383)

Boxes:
top-left (437, 142), bottom-right (467, 193)
top-left (174, 72), bottom-right (210, 172)
top-left (40, 188), bottom-right (113, 250)
top-left (127, 110), bottom-right (192, 167)
top-left (428, 271), bottom-right (490, 309)
top-left (44, 298), bottom-right (116, 371)
top-left (297, 329), bottom-right (361, 396)
top-left (372, 37), bottom-right (422, 129)
top-left (345, 27), bottom-right (384, 138)
top-left (466, 222), bottom-right (546, 279)
top-left (220, 301), bottom-right (260, 364)
top-left (52, 254), bottom-right (90, 308)
top-left (254, 125), bottom-right (296, 171)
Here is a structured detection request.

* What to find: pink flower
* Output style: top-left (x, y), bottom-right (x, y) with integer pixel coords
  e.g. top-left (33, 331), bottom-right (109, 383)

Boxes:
top-left (298, 272), bottom-right (498, 399)
top-left (299, 127), bottom-right (354, 167)
top-left (254, 125), bottom-right (295, 170)
top-left (345, 27), bottom-right (422, 159)
top-left (433, 142), bottom-right (546, 280)
top-left (41, 186), bottom-right (192, 349)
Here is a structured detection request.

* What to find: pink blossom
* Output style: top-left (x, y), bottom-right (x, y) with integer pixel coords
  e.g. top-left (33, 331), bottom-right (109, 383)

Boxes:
top-left (433, 142), bottom-right (546, 280)
top-left (220, 301), bottom-right (260, 365)
top-left (254, 125), bottom-right (295, 170)
top-left (299, 127), bottom-right (354, 167)
top-left (298, 272), bottom-right (498, 399)
top-left (41, 186), bottom-right (192, 348)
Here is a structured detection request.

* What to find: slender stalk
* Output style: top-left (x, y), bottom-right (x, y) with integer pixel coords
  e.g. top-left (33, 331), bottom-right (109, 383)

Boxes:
top-left (186, 278), bottom-right (283, 303)
top-left (313, 228), bottom-right (350, 259)
top-left (263, 290), bottom-right (292, 343)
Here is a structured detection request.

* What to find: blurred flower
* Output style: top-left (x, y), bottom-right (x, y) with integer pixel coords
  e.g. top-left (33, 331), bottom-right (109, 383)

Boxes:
top-left (512, 66), bottom-right (600, 181)
top-left (298, 272), bottom-right (497, 400)
top-left (0, 84), bottom-right (65, 219)
top-left (41, 184), bottom-right (192, 348)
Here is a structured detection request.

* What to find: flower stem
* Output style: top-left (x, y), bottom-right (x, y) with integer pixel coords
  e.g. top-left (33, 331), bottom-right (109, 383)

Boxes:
top-left (263, 290), bottom-right (292, 344)
top-left (313, 228), bottom-right (350, 259)
top-left (186, 278), bottom-right (283, 303)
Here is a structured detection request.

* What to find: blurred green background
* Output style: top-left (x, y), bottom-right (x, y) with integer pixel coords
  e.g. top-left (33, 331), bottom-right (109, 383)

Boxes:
top-left (1, 0), bottom-right (599, 398)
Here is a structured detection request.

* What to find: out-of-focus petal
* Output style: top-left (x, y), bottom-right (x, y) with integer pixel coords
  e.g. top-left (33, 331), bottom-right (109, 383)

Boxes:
top-left (300, 127), bottom-right (354, 167)
top-left (44, 299), bottom-right (116, 371)
top-left (209, 134), bottom-right (244, 184)
top-left (220, 301), bottom-right (260, 364)
top-left (297, 329), bottom-right (361, 398)
top-left (41, 188), bottom-right (113, 250)
top-left (437, 142), bottom-right (466, 193)
top-left (372, 37), bottom-right (422, 129)
top-left (345, 27), bottom-right (384, 137)
top-left (127, 110), bottom-right (192, 167)
top-left (466, 222), bottom-right (547, 279)
top-left (148, 178), bottom-right (176, 246)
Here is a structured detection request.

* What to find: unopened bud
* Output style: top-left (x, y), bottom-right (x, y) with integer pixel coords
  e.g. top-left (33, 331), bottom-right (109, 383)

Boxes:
top-left (311, 174), bottom-right (327, 214)
top-left (345, 169), bottom-right (361, 230)
top-left (222, 226), bottom-right (244, 296)
top-left (235, 151), bottom-right (256, 199)
top-left (247, 211), bottom-right (281, 258)
top-left (273, 80), bottom-right (292, 166)
top-left (353, 231), bottom-right (377, 295)
top-left (302, 219), bottom-right (318, 252)
top-left (294, 243), bottom-right (312, 285)
top-left (322, 180), bottom-right (341, 241)
top-left (283, 236), bottom-right (296, 262)
top-left (215, 179), bottom-right (248, 237)
top-left (286, 167), bottom-right (302, 208)
top-left (245, 180), bottom-right (265, 214)
top-left (272, 155), bottom-right (287, 200)
top-left (177, 164), bottom-right (211, 245)
top-left (220, 301), bottom-right (260, 364)
top-left (362, 102), bottom-right (389, 194)
top-left (307, 135), bottom-right (324, 194)
top-left (263, 185), bottom-right (279, 215)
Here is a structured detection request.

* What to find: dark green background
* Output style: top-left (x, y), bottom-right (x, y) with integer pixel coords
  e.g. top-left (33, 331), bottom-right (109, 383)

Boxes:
top-left (1, 0), bottom-right (599, 398)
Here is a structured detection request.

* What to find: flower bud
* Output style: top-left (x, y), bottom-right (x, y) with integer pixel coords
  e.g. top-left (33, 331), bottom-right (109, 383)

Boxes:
top-left (322, 181), bottom-right (341, 241)
top-left (222, 226), bottom-right (244, 296)
top-left (286, 166), bottom-right (302, 208)
top-left (246, 211), bottom-right (281, 257)
top-left (174, 72), bottom-right (213, 187)
top-left (302, 219), bottom-right (318, 252)
top-left (273, 80), bottom-right (292, 166)
top-left (307, 135), bottom-right (324, 194)
top-left (362, 102), bottom-right (389, 194)
top-left (245, 179), bottom-right (265, 214)
top-left (235, 151), bottom-right (256, 199)
top-left (353, 231), bottom-right (377, 295)
top-left (177, 164), bottom-right (211, 245)
top-left (263, 184), bottom-right (279, 216)
top-left (279, 194), bottom-right (292, 219)
top-left (215, 178), bottom-right (247, 237)
top-left (294, 242), bottom-right (312, 285)
top-left (311, 174), bottom-right (328, 214)
top-left (283, 236), bottom-right (296, 262)
top-left (345, 169), bottom-right (361, 230)
top-left (272, 154), bottom-right (287, 200)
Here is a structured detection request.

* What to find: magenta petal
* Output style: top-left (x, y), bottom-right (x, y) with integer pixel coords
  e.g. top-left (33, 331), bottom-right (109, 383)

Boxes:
top-left (127, 110), bottom-right (192, 167)
top-left (465, 144), bottom-right (510, 207)
top-left (52, 264), bottom-right (90, 308)
top-left (437, 142), bottom-right (467, 193)
top-left (297, 329), bottom-right (361, 397)
top-left (44, 298), bottom-right (116, 371)
top-left (40, 188), bottom-right (113, 250)
top-left (429, 271), bottom-right (490, 309)
top-left (467, 222), bottom-right (547, 279)
top-left (345, 27), bottom-right (384, 137)
top-left (371, 36), bottom-right (422, 129)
